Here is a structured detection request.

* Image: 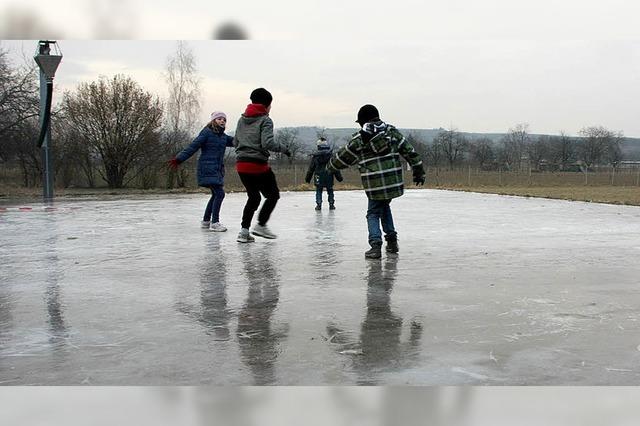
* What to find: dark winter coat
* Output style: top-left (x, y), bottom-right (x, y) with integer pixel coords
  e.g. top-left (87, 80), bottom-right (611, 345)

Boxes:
top-left (176, 125), bottom-right (234, 186)
top-left (305, 147), bottom-right (343, 187)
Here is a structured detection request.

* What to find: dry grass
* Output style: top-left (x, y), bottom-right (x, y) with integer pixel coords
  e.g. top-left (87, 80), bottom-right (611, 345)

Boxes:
top-left (2, 166), bottom-right (639, 206)
top-left (422, 168), bottom-right (640, 206)
top-left (434, 185), bottom-right (640, 206)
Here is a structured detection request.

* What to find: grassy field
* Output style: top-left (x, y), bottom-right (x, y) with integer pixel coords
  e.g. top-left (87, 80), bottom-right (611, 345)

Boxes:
top-left (435, 186), bottom-right (640, 206)
top-left (421, 167), bottom-right (640, 206)
top-left (1, 165), bottom-right (639, 206)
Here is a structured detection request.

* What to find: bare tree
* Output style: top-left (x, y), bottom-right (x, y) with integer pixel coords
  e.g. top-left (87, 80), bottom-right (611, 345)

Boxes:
top-left (527, 135), bottom-right (549, 170)
top-left (548, 131), bottom-right (575, 171)
top-left (501, 123), bottom-right (530, 170)
top-left (606, 131), bottom-right (624, 169)
top-left (469, 137), bottom-right (495, 169)
top-left (0, 46), bottom-right (39, 161)
top-left (50, 112), bottom-right (81, 188)
top-left (63, 74), bottom-right (163, 188)
top-left (425, 139), bottom-right (444, 168)
top-left (406, 132), bottom-right (428, 161)
top-left (0, 46), bottom-right (67, 188)
top-left (275, 127), bottom-right (301, 163)
top-left (164, 41), bottom-right (201, 188)
top-left (577, 126), bottom-right (620, 169)
top-left (10, 119), bottom-right (41, 187)
top-left (52, 111), bottom-right (99, 187)
top-left (434, 127), bottom-right (468, 170)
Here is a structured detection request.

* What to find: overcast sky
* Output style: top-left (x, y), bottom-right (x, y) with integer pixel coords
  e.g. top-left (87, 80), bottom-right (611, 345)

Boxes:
top-left (4, 39), bottom-right (640, 137)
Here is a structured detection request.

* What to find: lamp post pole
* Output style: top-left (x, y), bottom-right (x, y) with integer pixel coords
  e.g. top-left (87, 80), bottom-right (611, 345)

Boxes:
top-left (34, 40), bottom-right (62, 202)
top-left (40, 67), bottom-right (54, 200)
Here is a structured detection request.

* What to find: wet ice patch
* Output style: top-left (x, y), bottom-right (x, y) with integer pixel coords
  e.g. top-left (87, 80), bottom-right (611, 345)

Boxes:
top-left (451, 367), bottom-right (488, 381)
top-left (0, 328), bottom-right (71, 357)
top-left (515, 297), bottom-right (561, 306)
top-left (338, 349), bottom-right (363, 356)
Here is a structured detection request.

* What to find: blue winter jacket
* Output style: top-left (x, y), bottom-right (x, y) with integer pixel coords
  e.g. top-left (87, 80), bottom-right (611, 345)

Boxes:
top-left (176, 125), bottom-right (234, 187)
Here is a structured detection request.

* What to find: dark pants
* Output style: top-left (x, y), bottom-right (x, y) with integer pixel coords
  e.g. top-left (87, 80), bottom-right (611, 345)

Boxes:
top-left (203, 184), bottom-right (225, 223)
top-left (238, 169), bottom-right (280, 229)
top-left (315, 185), bottom-right (335, 205)
top-left (366, 198), bottom-right (397, 246)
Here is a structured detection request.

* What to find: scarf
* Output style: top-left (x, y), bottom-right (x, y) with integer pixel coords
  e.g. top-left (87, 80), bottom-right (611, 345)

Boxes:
top-left (360, 120), bottom-right (388, 143)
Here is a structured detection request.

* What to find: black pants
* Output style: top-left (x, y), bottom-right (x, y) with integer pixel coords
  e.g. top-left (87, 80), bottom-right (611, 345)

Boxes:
top-left (238, 169), bottom-right (280, 229)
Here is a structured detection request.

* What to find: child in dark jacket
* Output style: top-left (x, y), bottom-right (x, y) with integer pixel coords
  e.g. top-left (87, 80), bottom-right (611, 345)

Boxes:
top-left (233, 88), bottom-right (291, 243)
top-left (327, 104), bottom-right (425, 259)
top-left (305, 138), bottom-right (343, 210)
top-left (168, 111), bottom-right (234, 232)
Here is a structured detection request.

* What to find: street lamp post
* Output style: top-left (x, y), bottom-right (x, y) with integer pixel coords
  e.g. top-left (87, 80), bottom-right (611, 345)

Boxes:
top-left (34, 40), bottom-right (62, 201)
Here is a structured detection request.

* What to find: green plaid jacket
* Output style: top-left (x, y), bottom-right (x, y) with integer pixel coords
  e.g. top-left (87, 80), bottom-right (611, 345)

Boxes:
top-left (327, 124), bottom-right (424, 200)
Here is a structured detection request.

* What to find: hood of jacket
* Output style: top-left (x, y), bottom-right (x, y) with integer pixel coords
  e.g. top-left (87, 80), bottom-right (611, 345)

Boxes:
top-left (243, 103), bottom-right (269, 117)
top-left (360, 120), bottom-right (388, 141)
top-left (312, 148), bottom-right (333, 162)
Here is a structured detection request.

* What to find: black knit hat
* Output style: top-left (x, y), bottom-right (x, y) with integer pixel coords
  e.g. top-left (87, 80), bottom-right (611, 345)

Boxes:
top-left (356, 104), bottom-right (379, 125)
top-left (250, 88), bottom-right (273, 106)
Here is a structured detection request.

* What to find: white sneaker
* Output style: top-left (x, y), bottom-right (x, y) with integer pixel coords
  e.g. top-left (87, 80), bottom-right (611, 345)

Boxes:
top-left (201, 221), bottom-right (211, 229)
top-left (237, 228), bottom-right (255, 243)
top-left (209, 222), bottom-right (227, 232)
top-left (251, 224), bottom-right (277, 239)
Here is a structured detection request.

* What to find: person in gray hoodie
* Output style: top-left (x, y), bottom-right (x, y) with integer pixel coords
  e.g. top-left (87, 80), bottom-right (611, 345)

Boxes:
top-left (233, 88), bottom-right (291, 243)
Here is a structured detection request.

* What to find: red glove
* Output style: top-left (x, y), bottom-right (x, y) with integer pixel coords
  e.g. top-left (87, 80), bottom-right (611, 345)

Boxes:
top-left (168, 157), bottom-right (180, 170)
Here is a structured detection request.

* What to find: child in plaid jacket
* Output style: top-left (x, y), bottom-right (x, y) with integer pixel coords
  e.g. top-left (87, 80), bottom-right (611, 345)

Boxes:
top-left (327, 104), bottom-right (425, 259)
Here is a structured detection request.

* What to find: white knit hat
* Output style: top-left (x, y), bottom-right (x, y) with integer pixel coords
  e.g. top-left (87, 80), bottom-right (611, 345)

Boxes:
top-left (210, 111), bottom-right (227, 121)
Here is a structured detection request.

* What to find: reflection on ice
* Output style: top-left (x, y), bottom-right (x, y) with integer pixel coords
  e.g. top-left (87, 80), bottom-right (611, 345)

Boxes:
top-left (237, 245), bottom-right (289, 385)
top-left (175, 237), bottom-right (232, 341)
top-left (327, 257), bottom-right (423, 385)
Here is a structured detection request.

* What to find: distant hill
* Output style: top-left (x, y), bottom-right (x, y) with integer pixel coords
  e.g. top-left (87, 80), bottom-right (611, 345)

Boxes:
top-left (279, 126), bottom-right (443, 154)
top-left (278, 126), bottom-right (640, 160)
top-left (622, 137), bottom-right (640, 159)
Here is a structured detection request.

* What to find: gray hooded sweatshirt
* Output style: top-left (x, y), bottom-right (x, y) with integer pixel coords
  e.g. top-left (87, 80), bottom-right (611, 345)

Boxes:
top-left (233, 114), bottom-right (288, 163)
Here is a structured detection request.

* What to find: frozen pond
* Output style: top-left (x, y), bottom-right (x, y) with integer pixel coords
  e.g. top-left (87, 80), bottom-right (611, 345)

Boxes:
top-left (1, 189), bottom-right (640, 385)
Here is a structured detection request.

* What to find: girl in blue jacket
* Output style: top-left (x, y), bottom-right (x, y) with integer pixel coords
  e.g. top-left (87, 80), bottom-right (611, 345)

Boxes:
top-left (169, 111), bottom-right (234, 231)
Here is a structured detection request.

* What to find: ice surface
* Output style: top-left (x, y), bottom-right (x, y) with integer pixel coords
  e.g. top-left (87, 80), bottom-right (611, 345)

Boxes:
top-left (1, 189), bottom-right (640, 384)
